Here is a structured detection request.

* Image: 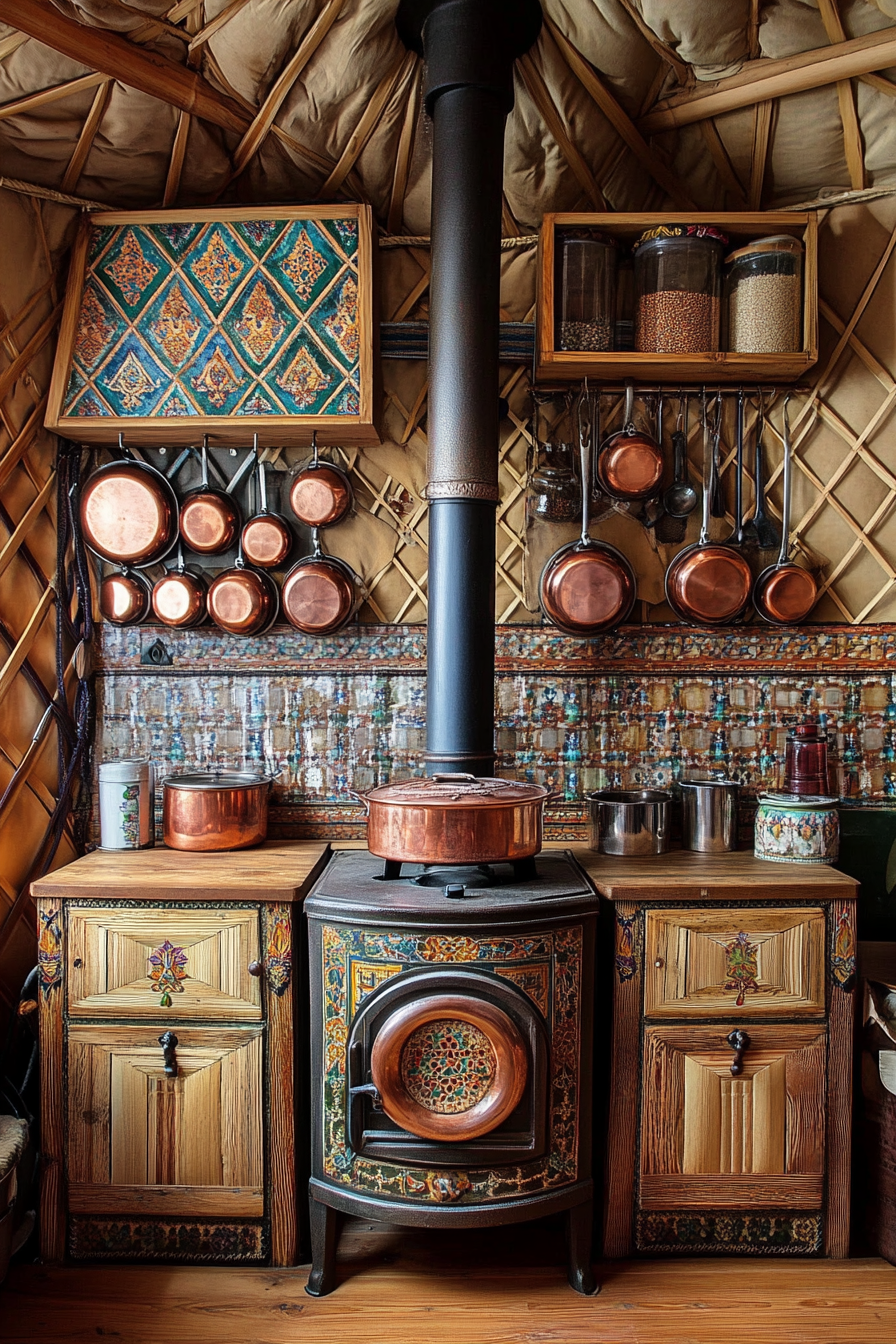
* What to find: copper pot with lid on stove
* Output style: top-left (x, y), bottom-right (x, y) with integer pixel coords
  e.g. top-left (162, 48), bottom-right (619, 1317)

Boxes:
top-left (351, 772), bottom-right (552, 866)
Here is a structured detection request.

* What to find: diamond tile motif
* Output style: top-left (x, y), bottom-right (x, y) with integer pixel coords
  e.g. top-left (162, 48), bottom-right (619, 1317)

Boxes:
top-left (56, 212), bottom-right (372, 437)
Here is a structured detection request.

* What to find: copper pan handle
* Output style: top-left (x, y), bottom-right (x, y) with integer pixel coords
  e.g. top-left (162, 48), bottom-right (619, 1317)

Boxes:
top-left (777, 394), bottom-right (793, 568)
top-left (347, 788), bottom-right (370, 815)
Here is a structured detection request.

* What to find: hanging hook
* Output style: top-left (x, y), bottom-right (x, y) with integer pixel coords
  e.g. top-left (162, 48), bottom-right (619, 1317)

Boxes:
top-left (311, 430), bottom-right (319, 469)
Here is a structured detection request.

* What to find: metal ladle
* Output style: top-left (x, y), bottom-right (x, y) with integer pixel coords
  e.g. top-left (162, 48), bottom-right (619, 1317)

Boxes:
top-left (662, 392), bottom-right (698, 519)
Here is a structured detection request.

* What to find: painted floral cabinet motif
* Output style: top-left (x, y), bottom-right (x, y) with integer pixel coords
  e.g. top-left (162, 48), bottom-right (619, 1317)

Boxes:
top-left (580, 851), bottom-right (858, 1259)
top-left (31, 842), bottom-right (329, 1265)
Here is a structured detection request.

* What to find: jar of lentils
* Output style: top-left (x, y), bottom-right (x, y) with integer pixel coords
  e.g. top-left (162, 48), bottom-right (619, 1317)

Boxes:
top-left (724, 235), bottom-right (803, 353)
top-left (558, 231), bottom-right (617, 352)
top-left (633, 225), bottom-right (727, 353)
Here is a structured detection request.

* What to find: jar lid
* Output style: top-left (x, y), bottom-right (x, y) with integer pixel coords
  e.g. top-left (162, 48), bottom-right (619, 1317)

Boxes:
top-left (725, 234), bottom-right (803, 265)
top-left (363, 775), bottom-right (550, 807)
top-left (560, 228), bottom-right (616, 246)
top-left (162, 771), bottom-right (270, 790)
top-left (759, 791), bottom-right (838, 807)
top-left (98, 758), bottom-right (152, 780)
top-left (633, 223), bottom-right (729, 251)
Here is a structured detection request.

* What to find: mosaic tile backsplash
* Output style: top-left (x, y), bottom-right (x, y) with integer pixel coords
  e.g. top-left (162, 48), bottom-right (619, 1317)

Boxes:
top-left (94, 623), bottom-right (896, 843)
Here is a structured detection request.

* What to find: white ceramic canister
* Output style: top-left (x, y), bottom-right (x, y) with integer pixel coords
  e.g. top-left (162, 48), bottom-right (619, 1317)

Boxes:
top-left (753, 791), bottom-right (839, 865)
top-left (98, 758), bottom-right (155, 850)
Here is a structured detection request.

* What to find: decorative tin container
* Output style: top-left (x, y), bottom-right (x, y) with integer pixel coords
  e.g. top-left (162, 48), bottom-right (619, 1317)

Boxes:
top-left (46, 206), bottom-right (380, 446)
top-left (754, 791), bottom-right (839, 865)
top-left (98, 758), bottom-right (154, 850)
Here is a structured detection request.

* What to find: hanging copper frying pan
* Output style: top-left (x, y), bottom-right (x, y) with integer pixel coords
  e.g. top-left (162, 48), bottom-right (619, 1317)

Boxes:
top-left (665, 392), bottom-right (753, 625)
top-left (151, 542), bottom-right (207, 629)
top-left (241, 443), bottom-right (293, 569)
top-left (281, 529), bottom-right (362, 635)
top-left (179, 438), bottom-right (241, 555)
top-left (80, 438), bottom-right (179, 567)
top-left (540, 386), bottom-right (637, 636)
top-left (207, 538), bottom-right (279, 636)
top-left (754, 394), bottom-right (818, 624)
top-left (288, 433), bottom-right (353, 529)
top-left (596, 381), bottom-right (664, 502)
top-left (99, 567), bottom-right (153, 625)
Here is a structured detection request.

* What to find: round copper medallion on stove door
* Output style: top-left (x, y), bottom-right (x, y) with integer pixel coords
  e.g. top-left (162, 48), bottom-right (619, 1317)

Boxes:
top-left (99, 568), bottom-right (153, 625)
top-left (370, 994), bottom-right (528, 1142)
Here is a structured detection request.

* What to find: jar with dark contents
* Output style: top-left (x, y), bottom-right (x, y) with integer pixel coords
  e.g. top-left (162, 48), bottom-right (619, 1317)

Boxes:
top-left (527, 442), bottom-right (580, 522)
top-left (558, 231), bottom-right (617, 352)
top-left (633, 225), bottom-right (727, 353)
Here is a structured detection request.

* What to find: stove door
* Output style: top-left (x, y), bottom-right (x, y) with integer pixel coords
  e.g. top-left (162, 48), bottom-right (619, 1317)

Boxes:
top-left (347, 968), bottom-right (548, 1167)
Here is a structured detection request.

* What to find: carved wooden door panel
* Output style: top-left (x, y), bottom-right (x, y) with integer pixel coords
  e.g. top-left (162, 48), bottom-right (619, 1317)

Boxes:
top-left (640, 1024), bottom-right (826, 1210)
top-left (66, 1023), bottom-right (264, 1218)
top-left (644, 907), bottom-right (826, 1017)
top-left (66, 907), bottom-right (262, 1020)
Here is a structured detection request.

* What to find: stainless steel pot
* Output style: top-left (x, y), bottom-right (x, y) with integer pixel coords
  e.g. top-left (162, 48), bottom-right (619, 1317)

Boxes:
top-left (162, 771), bottom-right (275, 851)
top-left (589, 788), bottom-right (671, 856)
top-left (679, 775), bottom-right (739, 853)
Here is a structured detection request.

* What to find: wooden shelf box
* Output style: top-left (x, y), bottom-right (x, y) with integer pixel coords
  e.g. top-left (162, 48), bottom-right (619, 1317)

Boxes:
top-left (536, 212), bottom-right (818, 384)
top-left (46, 206), bottom-right (380, 446)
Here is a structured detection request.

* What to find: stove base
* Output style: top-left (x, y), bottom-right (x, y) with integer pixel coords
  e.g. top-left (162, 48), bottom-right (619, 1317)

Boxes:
top-left (305, 1179), bottom-right (598, 1297)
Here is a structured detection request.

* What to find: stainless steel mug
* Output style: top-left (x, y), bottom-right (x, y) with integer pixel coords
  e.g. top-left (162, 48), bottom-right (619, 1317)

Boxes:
top-left (679, 776), bottom-right (739, 852)
top-left (588, 789), bottom-right (671, 856)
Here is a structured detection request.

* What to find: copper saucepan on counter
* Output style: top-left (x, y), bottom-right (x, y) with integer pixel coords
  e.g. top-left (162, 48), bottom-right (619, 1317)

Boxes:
top-left (753, 394), bottom-right (819, 625)
top-left (179, 438), bottom-right (241, 555)
top-left (289, 433), bottom-right (353, 529)
top-left (352, 773), bottom-right (552, 866)
top-left (540, 386), bottom-right (636, 636)
top-left (80, 439), bottom-right (179, 567)
top-left (162, 770), bottom-right (277, 851)
top-left (241, 441), bottom-right (293, 569)
top-left (596, 381), bottom-right (664, 502)
top-left (665, 392), bottom-right (753, 625)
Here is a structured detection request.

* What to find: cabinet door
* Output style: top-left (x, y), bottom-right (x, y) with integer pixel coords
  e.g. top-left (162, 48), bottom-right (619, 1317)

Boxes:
top-left (640, 1024), bottom-right (826, 1210)
top-left (644, 907), bottom-right (826, 1017)
top-left (66, 1023), bottom-right (263, 1217)
top-left (66, 907), bottom-right (262, 1020)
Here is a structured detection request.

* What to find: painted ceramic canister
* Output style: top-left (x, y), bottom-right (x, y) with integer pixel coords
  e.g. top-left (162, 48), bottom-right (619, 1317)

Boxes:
top-left (98, 758), bottom-right (154, 850)
top-left (753, 791), bottom-right (839, 865)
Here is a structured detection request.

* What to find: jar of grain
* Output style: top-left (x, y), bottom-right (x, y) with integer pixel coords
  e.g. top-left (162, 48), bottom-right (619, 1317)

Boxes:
top-left (632, 225), bottom-right (727, 353)
top-left (558, 232), bottom-right (617, 352)
top-left (724, 235), bottom-right (803, 353)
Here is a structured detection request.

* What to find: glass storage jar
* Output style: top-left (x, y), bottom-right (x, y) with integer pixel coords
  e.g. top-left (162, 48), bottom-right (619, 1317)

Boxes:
top-left (527, 442), bottom-right (580, 522)
top-left (558, 232), bottom-right (617, 352)
top-left (724, 235), bottom-right (803, 353)
top-left (633, 225), bottom-right (727, 353)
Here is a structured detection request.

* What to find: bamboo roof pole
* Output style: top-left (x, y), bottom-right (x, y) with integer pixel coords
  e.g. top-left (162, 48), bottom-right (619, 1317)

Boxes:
top-left (817, 0), bottom-right (866, 191)
top-left (517, 52), bottom-right (608, 210)
top-left (61, 79), bottom-right (113, 194)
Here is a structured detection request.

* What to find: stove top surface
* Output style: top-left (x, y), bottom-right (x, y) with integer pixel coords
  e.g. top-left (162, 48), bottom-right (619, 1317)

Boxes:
top-left (305, 849), bottom-right (599, 924)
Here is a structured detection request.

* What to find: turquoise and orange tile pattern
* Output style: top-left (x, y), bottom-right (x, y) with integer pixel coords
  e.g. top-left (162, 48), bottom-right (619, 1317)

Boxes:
top-left (62, 218), bottom-right (361, 422)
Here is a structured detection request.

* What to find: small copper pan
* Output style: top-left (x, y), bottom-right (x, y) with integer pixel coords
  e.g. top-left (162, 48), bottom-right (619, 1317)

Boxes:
top-left (207, 539), bottom-right (279, 636)
top-left (179, 438), bottom-right (241, 555)
top-left (281, 529), bottom-right (361, 635)
top-left (99, 567), bottom-right (153, 625)
top-left (541, 387), bottom-right (636, 636)
top-left (152, 543), bottom-right (207, 629)
top-left (596, 382), bottom-right (664, 502)
top-left (288, 434), bottom-right (353, 529)
top-left (754, 395), bottom-right (818, 625)
top-left (665, 393), bottom-right (753, 625)
top-left (241, 445), bottom-right (293, 569)
top-left (80, 439), bottom-right (179, 567)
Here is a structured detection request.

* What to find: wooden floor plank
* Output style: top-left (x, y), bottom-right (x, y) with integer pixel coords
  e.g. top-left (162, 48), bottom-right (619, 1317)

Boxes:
top-left (2, 1219), bottom-right (895, 1344)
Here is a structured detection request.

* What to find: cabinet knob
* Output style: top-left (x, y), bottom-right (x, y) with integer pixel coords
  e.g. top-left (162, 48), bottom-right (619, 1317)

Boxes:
top-left (727, 1028), bottom-right (751, 1077)
top-left (159, 1030), bottom-right (179, 1079)
top-left (654, 958), bottom-right (664, 969)
top-left (248, 960), bottom-right (264, 978)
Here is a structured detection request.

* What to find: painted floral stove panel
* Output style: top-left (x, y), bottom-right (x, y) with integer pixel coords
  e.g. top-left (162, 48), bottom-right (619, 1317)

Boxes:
top-left (400, 1019), bottom-right (496, 1114)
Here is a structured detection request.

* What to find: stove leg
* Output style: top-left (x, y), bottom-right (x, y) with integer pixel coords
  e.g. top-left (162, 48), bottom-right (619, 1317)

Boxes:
top-left (305, 1198), bottom-right (339, 1297)
top-left (382, 859), bottom-right (402, 881)
top-left (565, 1200), bottom-right (598, 1296)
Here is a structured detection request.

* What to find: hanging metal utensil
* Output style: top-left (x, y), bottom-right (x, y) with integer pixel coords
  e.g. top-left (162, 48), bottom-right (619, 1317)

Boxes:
top-left (665, 390), bottom-right (753, 625)
top-left (753, 394), bottom-right (818, 624)
top-left (207, 534), bottom-right (279, 636)
top-left (540, 382), bottom-right (637, 636)
top-left (748, 391), bottom-right (782, 552)
top-left (663, 392), bottom-right (697, 519)
top-left (80, 436), bottom-right (179, 568)
top-left (98, 566), bottom-right (153, 625)
top-left (710, 392), bottom-right (725, 518)
top-left (596, 379), bottom-right (664, 502)
top-left (281, 528), bottom-right (363, 635)
top-left (151, 540), bottom-right (207, 629)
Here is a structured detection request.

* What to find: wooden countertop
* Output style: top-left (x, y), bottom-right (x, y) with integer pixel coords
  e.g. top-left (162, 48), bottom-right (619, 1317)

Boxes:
top-left (568, 846), bottom-right (859, 901)
top-left (30, 841), bottom-right (331, 903)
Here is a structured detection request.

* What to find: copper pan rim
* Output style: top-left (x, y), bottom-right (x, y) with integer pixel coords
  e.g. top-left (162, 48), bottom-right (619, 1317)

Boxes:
top-left (80, 459), bottom-right (180, 568)
top-left (540, 539), bottom-right (637, 636)
top-left (753, 561), bottom-right (819, 626)
top-left (665, 542), bottom-right (753, 625)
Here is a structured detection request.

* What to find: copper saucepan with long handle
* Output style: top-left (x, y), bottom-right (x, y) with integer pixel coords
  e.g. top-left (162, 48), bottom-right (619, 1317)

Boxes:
top-left (80, 437), bottom-right (179, 567)
top-left (179, 437), bottom-right (241, 555)
top-left (665, 391), bottom-right (753, 625)
top-left (753, 394), bottom-right (818, 624)
top-left (281, 528), bottom-right (362, 635)
top-left (151, 541), bottom-right (208, 629)
top-left (596, 381), bottom-right (664, 502)
top-left (99, 566), bottom-right (153, 625)
top-left (206, 536), bottom-right (279, 636)
top-left (241, 438), bottom-right (293, 569)
top-left (540, 385), bottom-right (637, 636)
top-left (289, 433), bottom-right (353, 529)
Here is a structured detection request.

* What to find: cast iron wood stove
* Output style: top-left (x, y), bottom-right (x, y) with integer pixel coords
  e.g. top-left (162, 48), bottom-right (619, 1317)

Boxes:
top-left (305, 849), bottom-right (599, 1295)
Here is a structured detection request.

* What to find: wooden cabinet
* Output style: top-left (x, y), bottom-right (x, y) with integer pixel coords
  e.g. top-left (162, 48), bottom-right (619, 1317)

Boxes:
top-left (31, 842), bottom-right (329, 1265)
top-left (575, 850), bottom-right (858, 1259)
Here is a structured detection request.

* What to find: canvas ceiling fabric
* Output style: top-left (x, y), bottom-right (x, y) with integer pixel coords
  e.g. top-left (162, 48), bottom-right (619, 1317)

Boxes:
top-left (1, 2), bottom-right (896, 225)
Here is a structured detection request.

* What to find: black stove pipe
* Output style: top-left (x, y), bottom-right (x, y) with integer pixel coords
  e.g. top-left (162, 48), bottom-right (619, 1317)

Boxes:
top-left (397, 0), bottom-right (542, 778)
